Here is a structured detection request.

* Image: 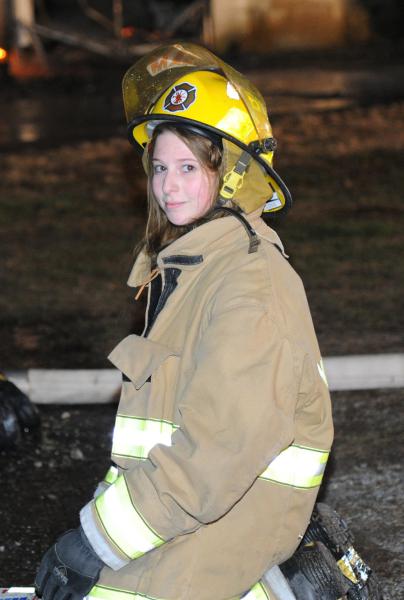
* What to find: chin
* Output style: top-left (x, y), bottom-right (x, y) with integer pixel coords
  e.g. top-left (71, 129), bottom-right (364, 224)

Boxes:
top-left (166, 212), bottom-right (193, 226)
top-left (169, 218), bottom-right (192, 226)
top-left (168, 209), bottom-right (209, 227)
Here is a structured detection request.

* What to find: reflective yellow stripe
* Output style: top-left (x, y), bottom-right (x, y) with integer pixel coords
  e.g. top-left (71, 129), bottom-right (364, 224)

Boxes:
top-left (95, 475), bottom-right (164, 559)
top-left (259, 444), bottom-right (329, 489)
top-left (112, 415), bottom-right (178, 459)
top-left (103, 465), bottom-right (119, 485)
top-left (241, 581), bottom-right (270, 600)
top-left (87, 584), bottom-right (160, 600)
top-left (317, 358), bottom-right (329, 388)
top-left (88, 581), bottom-right (269, 600)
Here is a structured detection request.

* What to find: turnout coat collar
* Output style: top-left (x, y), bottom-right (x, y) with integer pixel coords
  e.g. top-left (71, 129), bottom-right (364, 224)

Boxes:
top-left (127, 209), bottom-right (287, 288)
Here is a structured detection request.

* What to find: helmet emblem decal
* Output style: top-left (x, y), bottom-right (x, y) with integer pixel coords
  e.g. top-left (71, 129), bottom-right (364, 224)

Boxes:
top-left (163, 82), bottom-right (196, 112)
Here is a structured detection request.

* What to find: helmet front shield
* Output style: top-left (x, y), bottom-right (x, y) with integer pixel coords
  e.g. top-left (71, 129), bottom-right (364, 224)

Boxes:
top-left (123, 42), bottom-right (271, 146)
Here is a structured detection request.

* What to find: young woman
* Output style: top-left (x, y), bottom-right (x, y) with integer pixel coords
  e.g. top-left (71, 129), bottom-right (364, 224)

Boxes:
top-left (35, 44), bottom-right (334, 600)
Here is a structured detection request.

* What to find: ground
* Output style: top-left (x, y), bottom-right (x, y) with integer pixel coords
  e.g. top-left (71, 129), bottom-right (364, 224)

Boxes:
top-left (0, 41), bottom-right (403, 596)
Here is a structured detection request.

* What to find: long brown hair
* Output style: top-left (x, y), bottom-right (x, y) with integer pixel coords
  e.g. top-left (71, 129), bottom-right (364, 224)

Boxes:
top-left (138, 124), bottom-right (223, 264)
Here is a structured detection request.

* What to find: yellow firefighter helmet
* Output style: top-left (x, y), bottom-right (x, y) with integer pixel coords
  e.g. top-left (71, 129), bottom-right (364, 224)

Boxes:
top-left (122, 42), bottom-right (292, 216)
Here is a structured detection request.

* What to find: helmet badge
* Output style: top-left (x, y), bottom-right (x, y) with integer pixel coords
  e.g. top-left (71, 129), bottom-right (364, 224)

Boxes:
top-left (163, 82), bottom-right (196, 112)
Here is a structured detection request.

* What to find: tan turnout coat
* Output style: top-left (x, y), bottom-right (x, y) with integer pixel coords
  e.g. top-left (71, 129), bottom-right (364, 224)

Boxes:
top-left (81, 210), bottom-right (333, 600)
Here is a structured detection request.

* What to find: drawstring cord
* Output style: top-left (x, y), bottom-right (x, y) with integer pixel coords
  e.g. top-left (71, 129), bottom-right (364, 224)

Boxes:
top-left (134, 267), bottom-right (160, 301)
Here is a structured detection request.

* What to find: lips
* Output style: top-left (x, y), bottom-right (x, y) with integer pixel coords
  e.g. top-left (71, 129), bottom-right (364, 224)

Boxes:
top-left (165, 201), bottom-right (186, 209)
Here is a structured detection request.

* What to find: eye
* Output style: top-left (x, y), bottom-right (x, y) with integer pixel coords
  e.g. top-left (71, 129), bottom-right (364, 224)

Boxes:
top-left (182, 163), bottom-right (196, 173)
top-left (153, 164), bottom-right (166, 174)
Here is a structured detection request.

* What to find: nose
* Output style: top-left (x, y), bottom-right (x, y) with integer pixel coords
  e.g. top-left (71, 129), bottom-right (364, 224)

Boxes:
top-left (162, 167), bottom-right (180, 195)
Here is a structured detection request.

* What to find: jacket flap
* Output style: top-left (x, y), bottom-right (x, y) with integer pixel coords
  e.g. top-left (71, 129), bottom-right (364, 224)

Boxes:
top-left (108, 334), bottom-right (179, 389)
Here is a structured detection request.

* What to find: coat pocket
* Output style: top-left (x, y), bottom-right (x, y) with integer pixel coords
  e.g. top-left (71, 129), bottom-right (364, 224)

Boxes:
top-left (108, 334), bottom-right (180, 389)
top-left (108, 335), bottom-right (181, 469)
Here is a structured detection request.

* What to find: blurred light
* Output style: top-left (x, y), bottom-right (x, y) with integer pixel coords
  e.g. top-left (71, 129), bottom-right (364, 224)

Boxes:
top-left (0, 47), bottom-right (8, 63)
top-left (18, 122), bottom-right (40, 143)
top-left (121, 26), bottom-right (136, 39)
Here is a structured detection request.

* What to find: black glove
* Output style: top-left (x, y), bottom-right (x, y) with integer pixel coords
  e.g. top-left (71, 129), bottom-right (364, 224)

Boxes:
top-left (35, 527), bottom-right (104, 600)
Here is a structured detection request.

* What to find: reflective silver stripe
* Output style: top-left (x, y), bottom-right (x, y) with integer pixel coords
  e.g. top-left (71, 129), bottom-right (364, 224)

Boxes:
top-left (242, 581), bottom-right (270, 599)
top-left (259, 444), bottom-right (329, 488)
top-left (80, 502), bottom-right (128, 571)
top-left (95, 474), bottom-right (165, 559)
top-left (112, 415), bottom-right (179, 459)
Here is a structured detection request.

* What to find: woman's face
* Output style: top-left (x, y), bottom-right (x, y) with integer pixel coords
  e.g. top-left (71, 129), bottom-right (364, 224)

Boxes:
top-left (151, 130), bottom-right (217, 226)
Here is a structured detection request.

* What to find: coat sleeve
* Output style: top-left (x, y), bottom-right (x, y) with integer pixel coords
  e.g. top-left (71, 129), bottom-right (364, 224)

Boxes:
top-left (80, 292), bottom-right (298, 570)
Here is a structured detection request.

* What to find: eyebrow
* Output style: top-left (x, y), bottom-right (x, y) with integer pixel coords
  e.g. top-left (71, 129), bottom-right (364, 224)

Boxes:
top-left (152, 157), bottom-right (199, 162)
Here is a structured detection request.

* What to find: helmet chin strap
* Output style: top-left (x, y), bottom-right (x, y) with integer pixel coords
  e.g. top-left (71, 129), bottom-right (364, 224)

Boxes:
top-left (218, 149), bottom-right (252, 205)
top-left (212, 206), bottom-right (260, 254)
top-left (215, 148), bottom-right (260, 253)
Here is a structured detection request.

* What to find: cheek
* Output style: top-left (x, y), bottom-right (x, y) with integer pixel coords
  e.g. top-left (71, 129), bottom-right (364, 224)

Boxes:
top-left (195, 172), bottom-right (217, 211)
top-left (197, 187), bottom-right (214, 212)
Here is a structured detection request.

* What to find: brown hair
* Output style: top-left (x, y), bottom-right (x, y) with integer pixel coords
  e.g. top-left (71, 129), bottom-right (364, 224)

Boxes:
top-left (138, 124), bottom-right (223, 264)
